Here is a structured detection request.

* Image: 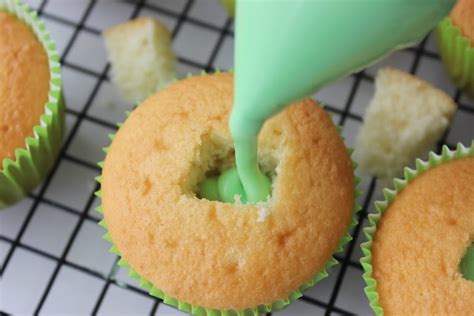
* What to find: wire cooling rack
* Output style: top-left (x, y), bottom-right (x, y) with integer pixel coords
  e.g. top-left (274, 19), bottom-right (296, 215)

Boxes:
top-left (0, 0), bottom-right (473, 315)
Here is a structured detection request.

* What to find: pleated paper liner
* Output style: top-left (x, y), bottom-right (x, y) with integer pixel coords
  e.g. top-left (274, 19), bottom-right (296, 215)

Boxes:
top-left (95, 72), bottom-right (362, 315)
top-left (360, 141), bottom-right (474, 315)
top-left (436, 17), bottom-right (474, 98)
top-left (220, 0), bottom-right (235, 18)
top-left (0, 0), bottom-right (64, 208)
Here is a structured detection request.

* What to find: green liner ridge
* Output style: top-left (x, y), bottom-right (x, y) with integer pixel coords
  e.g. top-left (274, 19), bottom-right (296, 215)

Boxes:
top-left (436, 17), bottom-right (474, 98)
top-left (95, 72), bottom-right (362, 315)
top-left (0, 0), bottom-right (64, 208)
top-left (360, 141), bottom-right (474, 315)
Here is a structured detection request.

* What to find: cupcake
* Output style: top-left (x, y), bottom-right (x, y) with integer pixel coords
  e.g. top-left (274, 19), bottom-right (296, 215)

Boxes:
top-left (436, 0), bottom-right (474, 98)
top-left (97, 73), bottom-right (360, 314)
top-left (0, 0), bottom-right (64, 208)
top-left (361, 143), bottom-right (474, 315)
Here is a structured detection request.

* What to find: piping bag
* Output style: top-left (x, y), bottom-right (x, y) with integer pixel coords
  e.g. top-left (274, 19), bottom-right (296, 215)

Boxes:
top-left (200, 0), bottom-right (455, 204)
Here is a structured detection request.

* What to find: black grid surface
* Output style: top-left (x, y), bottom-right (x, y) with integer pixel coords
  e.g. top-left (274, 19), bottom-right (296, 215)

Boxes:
top-left (0, 0), bottom-right (473, 315)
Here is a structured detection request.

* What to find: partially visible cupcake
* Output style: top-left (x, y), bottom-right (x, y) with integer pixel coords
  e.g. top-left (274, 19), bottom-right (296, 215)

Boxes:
top-left (0, 0), bottom-right (64, 208)
top-left (436, 0), bottom-right (474, 97)
top-left (361, 143), bottom-right (474, 315)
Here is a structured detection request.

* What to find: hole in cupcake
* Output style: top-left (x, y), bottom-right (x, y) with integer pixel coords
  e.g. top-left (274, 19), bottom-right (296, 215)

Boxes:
top-left (183, 131), bottom-right (279, 205)
top-left (460, 241), bottom-right (473, 282)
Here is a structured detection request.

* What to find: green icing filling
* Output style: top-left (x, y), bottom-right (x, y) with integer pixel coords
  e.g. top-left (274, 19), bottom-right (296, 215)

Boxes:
top-left (460, 243), bottom-right (474, 281)
top-left (198, 167), bottom-right (270, 204)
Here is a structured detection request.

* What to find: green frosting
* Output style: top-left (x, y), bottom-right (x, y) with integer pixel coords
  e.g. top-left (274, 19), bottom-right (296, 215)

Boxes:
top-left (217, 168), bottom-right (248, 203)
top-left (460, 244), bottom-right (474, 282)
top-left (231, 0), bottom-right (454, 204)
top-left (198, 176), bottom-right (220, 202)
top-left (199, 167), bottom-right (270, 204)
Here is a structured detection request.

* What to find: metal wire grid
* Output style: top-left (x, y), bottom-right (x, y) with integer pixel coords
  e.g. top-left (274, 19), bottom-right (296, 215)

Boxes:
top-left (0, 0), bottom-right (472, 315)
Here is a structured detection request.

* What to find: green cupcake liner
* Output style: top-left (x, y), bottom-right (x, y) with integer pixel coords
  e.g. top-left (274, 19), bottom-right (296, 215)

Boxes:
top-left (436, 17), bottom-right (474, 98)
top-left (360, 141), bottom-right (474, 315)
top-left (0, 0), bottom-right (64, 208)
top-left (219, 0), bottom-right (235, 18)
top-left (95, 72), bottom-right (362, 315)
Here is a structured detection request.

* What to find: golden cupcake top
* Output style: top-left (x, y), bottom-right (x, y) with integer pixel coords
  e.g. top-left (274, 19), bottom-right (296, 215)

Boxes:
top-left (102, 73), bottom-right (355, 309)
top-left (0, 11), bottom-right (50, 162)
top-left (372, 157), bottom-right (474, 315)
top-left (450, 0), bottom-right (474, 41)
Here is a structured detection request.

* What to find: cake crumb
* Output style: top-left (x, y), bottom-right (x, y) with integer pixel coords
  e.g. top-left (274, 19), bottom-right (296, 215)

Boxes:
top-left (233, 194), bottom-right (242, 206)
top-left (103, 17), bottom-right (176, 103)
top-left (355, 67), bottom-right (456, 181)
top-left (257, 207), bottom-right (268, 222)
